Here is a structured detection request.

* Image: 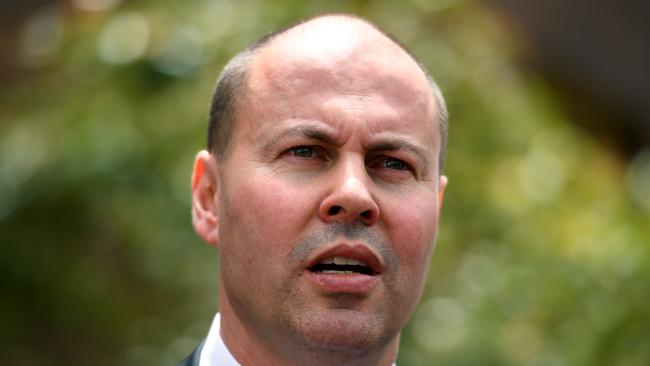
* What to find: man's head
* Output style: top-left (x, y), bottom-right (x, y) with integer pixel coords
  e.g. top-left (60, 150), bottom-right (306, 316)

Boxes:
top-left (207, 14), bottom-right (448, 172)
top-left (191, 14), bottom-right (448, 365)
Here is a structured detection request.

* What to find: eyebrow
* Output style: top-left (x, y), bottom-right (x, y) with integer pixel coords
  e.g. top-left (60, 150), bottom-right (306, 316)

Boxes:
top-left (262, 125), bottom-right (339, 149)
top-left (262, 124), bottom-right (432, 167)
top-left (368, 139), bottom-right (430, 165)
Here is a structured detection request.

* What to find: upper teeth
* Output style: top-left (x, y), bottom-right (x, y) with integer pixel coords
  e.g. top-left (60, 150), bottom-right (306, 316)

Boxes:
top-left (320, 256), bottom-right (368, 267)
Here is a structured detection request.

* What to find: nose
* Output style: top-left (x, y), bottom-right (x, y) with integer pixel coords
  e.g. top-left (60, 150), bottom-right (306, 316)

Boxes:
top-left (318, 159), bottom-right (380, 226)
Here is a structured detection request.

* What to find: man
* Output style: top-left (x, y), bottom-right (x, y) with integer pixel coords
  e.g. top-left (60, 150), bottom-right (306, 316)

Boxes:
top-left (183, 13), bottom-right (448, 366)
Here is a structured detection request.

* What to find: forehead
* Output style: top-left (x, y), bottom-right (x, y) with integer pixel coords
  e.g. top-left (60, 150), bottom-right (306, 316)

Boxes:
top-left (252, 20), bottom-right (432, 102)
top-left (237, 18), bottom-right (440, 148)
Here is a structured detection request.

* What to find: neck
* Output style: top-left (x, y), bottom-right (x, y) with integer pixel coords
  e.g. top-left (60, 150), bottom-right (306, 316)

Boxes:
top-left (217, 284), bottom-right (399, 366)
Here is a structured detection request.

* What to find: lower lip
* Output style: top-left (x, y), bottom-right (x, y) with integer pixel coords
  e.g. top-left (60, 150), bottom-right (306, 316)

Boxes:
top-left (305, 270), bottom-right (379, 293)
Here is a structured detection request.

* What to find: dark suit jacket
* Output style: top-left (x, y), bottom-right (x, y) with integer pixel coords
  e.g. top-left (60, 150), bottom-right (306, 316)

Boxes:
top-left (178, 340), bottom-right (205, 366)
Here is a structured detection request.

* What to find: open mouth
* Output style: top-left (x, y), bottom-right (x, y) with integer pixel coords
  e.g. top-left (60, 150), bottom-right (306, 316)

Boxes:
top-left (309, 256), bottom-right (374, 276)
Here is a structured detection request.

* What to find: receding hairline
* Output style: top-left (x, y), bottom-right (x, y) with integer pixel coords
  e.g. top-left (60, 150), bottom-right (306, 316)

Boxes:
top-left (208, 13), bottom-right (448, 171)
top-left (261, 14), bottom-right (404, 53)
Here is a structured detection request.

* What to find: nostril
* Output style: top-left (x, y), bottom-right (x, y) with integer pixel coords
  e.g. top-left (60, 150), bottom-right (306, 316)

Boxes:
top-left (328, 206), bottom-right (342, 215)
top-left (361, 210), bottom-right (371, 219)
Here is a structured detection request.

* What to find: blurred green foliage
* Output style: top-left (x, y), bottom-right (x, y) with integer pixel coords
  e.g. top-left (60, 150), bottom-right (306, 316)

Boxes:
top-left (1, 0), bottom-right (649, 365)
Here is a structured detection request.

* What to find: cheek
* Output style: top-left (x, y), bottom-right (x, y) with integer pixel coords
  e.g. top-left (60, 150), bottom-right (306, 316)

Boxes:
top-left (389, 196), bottom-right (440, 275)
top-left (226, 179), bottom-right (317, 262)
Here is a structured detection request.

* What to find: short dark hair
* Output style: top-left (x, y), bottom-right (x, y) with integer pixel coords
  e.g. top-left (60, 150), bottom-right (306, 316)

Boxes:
top-left (207, 14), bottom-right (449, 171)
top-left (206, 30), bottom-right (279, 160)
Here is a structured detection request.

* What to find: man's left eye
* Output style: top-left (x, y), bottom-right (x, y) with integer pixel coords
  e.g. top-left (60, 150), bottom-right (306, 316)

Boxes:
top-left (383, 158), bottom-right (408, 170)
top-left (288, 146), bottom-right (316, 158)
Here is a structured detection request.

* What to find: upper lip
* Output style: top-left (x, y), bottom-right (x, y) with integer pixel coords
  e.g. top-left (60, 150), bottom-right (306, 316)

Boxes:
top-left (305, 242), bottom-right (383, 275)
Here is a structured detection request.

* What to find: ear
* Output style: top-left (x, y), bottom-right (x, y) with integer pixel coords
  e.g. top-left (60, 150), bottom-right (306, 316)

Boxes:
top-left (438, 175), bottom-right (448, 211)
top-left (191, 150), bottom-right (221, 246)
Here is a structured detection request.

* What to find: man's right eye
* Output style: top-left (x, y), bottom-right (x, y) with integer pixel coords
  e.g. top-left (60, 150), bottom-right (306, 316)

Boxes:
top-left (288, 146), bottom-right (316, 158)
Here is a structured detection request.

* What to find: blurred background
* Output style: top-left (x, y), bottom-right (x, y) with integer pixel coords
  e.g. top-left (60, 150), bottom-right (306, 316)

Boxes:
top-left (1, 0), bottom-right (649, 365)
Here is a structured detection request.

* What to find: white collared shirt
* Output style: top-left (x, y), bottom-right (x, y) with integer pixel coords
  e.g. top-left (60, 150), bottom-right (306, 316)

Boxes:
top-left (198, 313), bottom-right (396, 366)
top-left (199, 313), bottom-right (240, 366)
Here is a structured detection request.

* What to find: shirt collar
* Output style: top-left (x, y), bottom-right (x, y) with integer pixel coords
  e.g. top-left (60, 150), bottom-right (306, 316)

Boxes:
top-left (199, 313), bottom-right (241, 366)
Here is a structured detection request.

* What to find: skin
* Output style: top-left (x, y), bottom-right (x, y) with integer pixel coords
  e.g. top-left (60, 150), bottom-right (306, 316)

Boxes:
top-left (191, 16), bottom-right (447, 366)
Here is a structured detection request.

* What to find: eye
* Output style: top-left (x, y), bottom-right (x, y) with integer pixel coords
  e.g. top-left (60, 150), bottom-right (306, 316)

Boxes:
top-left (382, 157), bottom-right (408, 171)
top-left (288, 146), bottom-right (316, 158)
top-left (368, 155), bottom-right (417, 180)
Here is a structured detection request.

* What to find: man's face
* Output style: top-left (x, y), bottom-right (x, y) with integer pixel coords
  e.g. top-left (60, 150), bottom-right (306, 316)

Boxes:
top-left (211, 31), bottom-right (446, 357)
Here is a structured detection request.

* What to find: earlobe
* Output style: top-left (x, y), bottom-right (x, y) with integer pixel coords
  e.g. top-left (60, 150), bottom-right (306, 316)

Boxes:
top-left (438, 175), bottom-right (448, 210)
top-left (191, 150), bottom-right (221, 246)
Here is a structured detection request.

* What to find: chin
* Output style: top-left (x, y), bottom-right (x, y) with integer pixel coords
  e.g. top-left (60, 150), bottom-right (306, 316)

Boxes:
top-left (289, 307), bottom-right (396, 356)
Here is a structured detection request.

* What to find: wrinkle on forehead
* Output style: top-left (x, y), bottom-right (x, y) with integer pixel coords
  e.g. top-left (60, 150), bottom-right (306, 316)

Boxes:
top-left (238, 16), bottom-right (441, 156)
top-left (262, 70), bottom-right (430, 125)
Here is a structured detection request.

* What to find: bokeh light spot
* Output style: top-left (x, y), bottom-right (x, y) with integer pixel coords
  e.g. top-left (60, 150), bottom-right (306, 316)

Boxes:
top-left (19, 5), bottom-right (64, 67)
top-left (626, 149), bottom-right (650, 212)
top-left (98, 12), bottom-right (150, 64)
top-left (518, 142), bottom-right (566, 204)
top-left (413, 297), bottom-right (466, 352)
top-left (72, 0), bottom-right (122, 12)
top-left (151, 24), bottom-right (204, 77)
